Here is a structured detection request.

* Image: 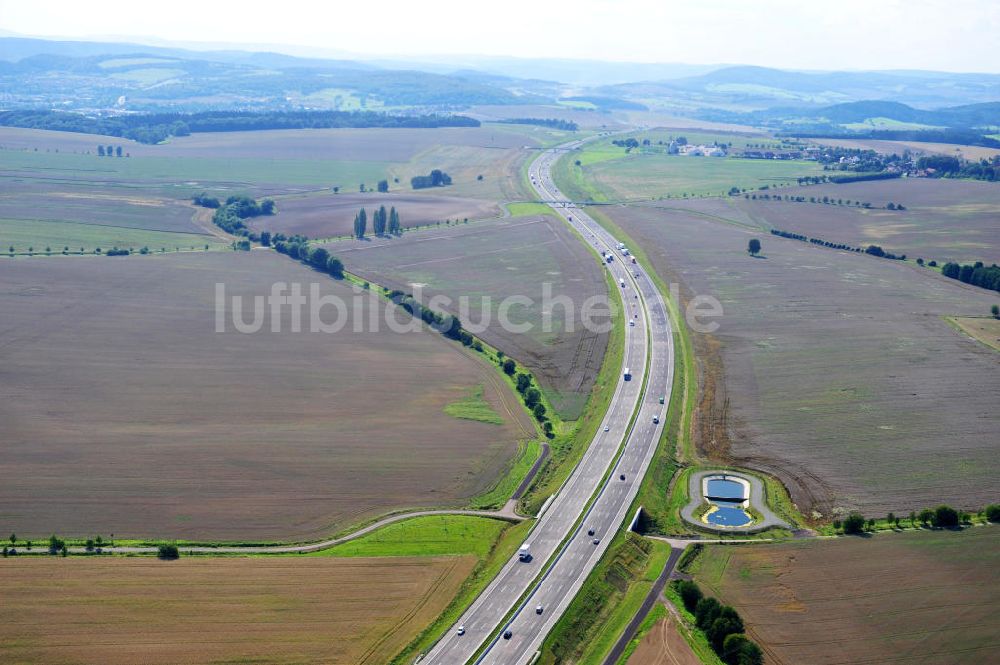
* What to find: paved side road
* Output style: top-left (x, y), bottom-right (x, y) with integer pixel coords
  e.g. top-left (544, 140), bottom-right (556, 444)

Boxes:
top-left (62, 508), bottom-right (524, 555)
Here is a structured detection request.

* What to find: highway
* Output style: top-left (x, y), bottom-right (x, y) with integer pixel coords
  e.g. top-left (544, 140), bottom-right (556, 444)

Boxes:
top-left (422, 138), bottom-right (675, 665)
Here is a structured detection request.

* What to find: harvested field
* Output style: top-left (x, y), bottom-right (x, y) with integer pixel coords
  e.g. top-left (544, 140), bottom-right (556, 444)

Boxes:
top-left (0, 251), bottom-right (531, 540)
top-left (718, 178), bottom-right (1000, 263)
top-left (947, 316), bottom-right (1000, 352)
top-left (690, 528), bottom-right (1000, 665)
top-left (602, 203), bottom-right (1000, 516)
top-left (251, 191), bottom-right (499, 239)
top-left (333, 214), bottom-right (612, 419)
top-left (0, 554), bottom-right (476, 665)
top-left (0, 185), bottom-right (202, 234)
top-left (627, 612), bottom-right (702, 665)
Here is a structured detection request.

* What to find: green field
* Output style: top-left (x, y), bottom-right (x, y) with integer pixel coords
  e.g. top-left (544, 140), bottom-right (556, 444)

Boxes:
top-left (0, 218), bottom-right (225, 254)
top-left (555, 131), bottom-right (822, 201)
top-left (313, 515), bottom-right (511, 559)
top-left (444, 385), bottom-right (505, 424)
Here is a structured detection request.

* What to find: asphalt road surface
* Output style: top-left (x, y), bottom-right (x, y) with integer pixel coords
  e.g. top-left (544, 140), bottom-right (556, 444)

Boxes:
top-left (422, 138), bottom-right (676, 665)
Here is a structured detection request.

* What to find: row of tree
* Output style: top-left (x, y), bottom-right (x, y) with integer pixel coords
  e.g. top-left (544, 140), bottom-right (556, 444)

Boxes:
top-left (353, 206), bottom-right (401, 238)
top-left (96, 145), bottom-right (124, 157)
top-left (674, 580), bottom-right (763, 665)
top-left (511, 365), bottom-right (552, 434)
top-left (745, 191), bottom-right (883, 208)
top-left (273, 238), bottom-right (344, 279)
top-left (498, 118), bottom-right (578, 131)
top-left (769, 228), bottom-right (906, 260)
top-left (835, 503), bottom-right (1000, 534)
top-left (917, 154), bottom-right (1000, 181)
top-left (940, 261), bottom-right (1000, 292)
top-left (0, 110), bottom-right (479, 144)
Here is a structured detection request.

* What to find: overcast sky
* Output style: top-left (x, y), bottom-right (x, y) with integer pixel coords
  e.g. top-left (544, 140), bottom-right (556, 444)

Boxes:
top-left (2, 0), bottom-right (999, 72)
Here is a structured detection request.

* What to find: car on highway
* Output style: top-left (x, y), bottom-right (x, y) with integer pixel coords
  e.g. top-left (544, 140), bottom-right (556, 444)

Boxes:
top-left (592, 538), bottom-right (600, 545)
top-left (503, 630), bottom-right (513, 640)
top-left (457, 626), bottom-right (465, 636)
top-left (604, 425), bottom-right (610, 432)
top-left (653, 415), bottom-right (660, 424)
top-left (659, 395), bottom-right (665, 404)
top-left (535, 605), bottom-right (544, 614)
top-left (629, 321), bottom-right (635, 327)
top-left (620, 474), bottom-right (626, 481)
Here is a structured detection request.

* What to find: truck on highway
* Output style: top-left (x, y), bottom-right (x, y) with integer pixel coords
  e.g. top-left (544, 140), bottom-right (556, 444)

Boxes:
top-left (518, 543), bottom-right (531, 562)
top-left (624, 367), bottom-right (631, 381)
top-left (620, 278), bottom-right (626, 288)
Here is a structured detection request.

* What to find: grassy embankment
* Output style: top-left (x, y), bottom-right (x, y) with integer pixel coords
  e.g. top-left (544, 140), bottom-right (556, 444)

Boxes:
top-left (383, 517), bottom-right (535, 664)
top-left (536, 533), bottom-right (672, 664)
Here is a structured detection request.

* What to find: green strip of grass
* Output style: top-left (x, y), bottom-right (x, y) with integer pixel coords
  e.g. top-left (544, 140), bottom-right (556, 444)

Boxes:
top-left (389, 519), bottom-right (534, 664)
top-left (505, 201), bottom-right (559, 217)
top-left (309, 514), bottom-right (509, 559)
top-left (444, 384), bottom-right (504, 425)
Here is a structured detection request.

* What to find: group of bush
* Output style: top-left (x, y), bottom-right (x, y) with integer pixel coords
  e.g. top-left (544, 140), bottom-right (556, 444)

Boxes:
top-left (674, 580), bottom-right (763, 665)
top-left (204, 194), bottom-right (276, 237)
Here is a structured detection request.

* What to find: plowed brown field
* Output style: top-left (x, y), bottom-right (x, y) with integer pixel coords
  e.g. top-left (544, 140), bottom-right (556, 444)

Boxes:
top-left (691, 528), bottom-right (1000, 665)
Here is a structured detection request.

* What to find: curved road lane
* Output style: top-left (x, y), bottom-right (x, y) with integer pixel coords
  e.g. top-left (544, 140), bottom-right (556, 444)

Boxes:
top-left (422, 139), bottom-right (676, 665)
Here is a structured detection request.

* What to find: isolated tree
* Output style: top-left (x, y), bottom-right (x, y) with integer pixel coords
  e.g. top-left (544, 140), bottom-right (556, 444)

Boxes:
top-left (85, 539), bottom-right (95, 552)
top-left (748, 238), bottom-right (761, 256)
top-left (502, 358), bottom-right (516, 376)
top-left (106, 145), bottom-right (113, 157)
top-left (332, 186), bottom-right (340, 194)
top-left (353, 208), bottom-right (367, 239)
top-left (985, 504), bottom-right (1000, 523)
top-left (515, 373), bottom-right (532, 394)
top-left (992, 304), bottom-right (999, 319)
top-left (260, 199), bottom-right (276, 215)
top-left (677, 580), bottom-right (703, 613)
top-left (97, 145), bottom-right (105, 156)
top-left (373, 205), bottom-right (387, 236)
top-left (326, 256), bottom-right (344, 278)
top-left (388, 207), bottom-right (401, 235)
top-left (694, 597), bottom-right (722, 630)
top-left (115, 145), bottom-right (122, 157)
top-left (157, 543), bottom-right (180, 560)
top-left (933, 505), bottom-right (959, 528)
top-left (887, 512), bottom-right (895, 527)
top-left (309, 246), bottom-right (330, 270)
top-left (918, 508), bottom-right (934, 526)
top-left (524, 388), bottom-right (541, 408)
top-left (260, 231), bottom-right (271, 247)
top-left (377, 179), bottom-right (389, 193)
top-left (532, 403), bottom-right (547, 421)
top-left (8, 533), bottom-right (14, 545)
top-left (842, 512), bottom-right (866, 534)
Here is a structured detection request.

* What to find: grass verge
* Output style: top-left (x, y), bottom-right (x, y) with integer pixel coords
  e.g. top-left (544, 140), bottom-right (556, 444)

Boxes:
top-left (307, 514), bottom-right (510, 559)
top-left (536, 533), bottom-right (671, 664)
top-left (444, 384), bottom-right (505, 424)
top-left (389, 519), bottom-right (534, 664)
